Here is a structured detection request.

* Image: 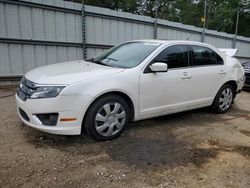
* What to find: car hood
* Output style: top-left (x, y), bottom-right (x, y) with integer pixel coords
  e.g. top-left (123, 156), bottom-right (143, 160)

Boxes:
top-left (25, 60), bottom-right (124, 85)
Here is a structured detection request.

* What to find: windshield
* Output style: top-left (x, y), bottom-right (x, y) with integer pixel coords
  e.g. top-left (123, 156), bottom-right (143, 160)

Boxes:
top-left (89, 42), bottom-right (160, 68)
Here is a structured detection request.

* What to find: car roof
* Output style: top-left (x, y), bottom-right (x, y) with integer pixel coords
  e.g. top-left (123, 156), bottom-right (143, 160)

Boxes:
top-left (130, 39), bottom-right (227, 59)
top-left (131, 39), bottom-right (209, 46)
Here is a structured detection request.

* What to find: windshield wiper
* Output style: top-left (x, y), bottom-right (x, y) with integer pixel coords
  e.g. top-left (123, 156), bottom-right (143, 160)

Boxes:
top-left (86, 57), bottom-right (120, 68)
top-left (93, 61), bottom-right (109, 66)
top-left (86, 57), bottom-right (95, 62)
top-left (106, 57), bottom-right (118, 62)
top-left (85, 57), bottom-right (107, 66)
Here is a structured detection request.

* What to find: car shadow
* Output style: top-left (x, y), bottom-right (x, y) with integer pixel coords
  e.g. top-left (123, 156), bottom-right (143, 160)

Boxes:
top-left (22, 105), bottom-right (250, 170)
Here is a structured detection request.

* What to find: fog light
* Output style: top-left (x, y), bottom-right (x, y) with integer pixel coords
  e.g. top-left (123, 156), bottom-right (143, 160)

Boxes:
top-left (35, 113), bottom-right (58, 126)
top-left (19, 108), bottom-right (30, 122)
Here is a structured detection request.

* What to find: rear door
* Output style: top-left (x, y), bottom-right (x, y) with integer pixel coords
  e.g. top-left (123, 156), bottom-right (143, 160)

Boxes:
top-left (187, 45), bottom-right (227, 106)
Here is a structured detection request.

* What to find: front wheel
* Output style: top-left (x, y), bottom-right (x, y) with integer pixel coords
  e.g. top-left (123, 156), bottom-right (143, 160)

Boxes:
top-left (212, 84), bottom-right (234, 113)
top-left (84, 95), bottom-right (130, 140)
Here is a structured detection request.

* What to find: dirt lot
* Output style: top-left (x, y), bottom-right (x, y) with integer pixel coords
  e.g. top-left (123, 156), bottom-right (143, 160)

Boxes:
top-left (0, 88), bottom-right (250, 188)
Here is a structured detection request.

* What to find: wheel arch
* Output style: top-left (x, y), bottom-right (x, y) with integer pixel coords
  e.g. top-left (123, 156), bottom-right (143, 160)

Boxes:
top-left (223, 80), bottom-right (237, 95)
top-left (211, 80), bottom-right (237, 113)
top-left (213, 80), bottom-right (237, 103)
top-left (82, 91), bottom-right (135, 130)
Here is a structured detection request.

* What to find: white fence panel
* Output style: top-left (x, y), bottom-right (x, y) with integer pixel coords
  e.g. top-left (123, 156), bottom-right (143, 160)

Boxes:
top-left (0, 0), bottom-right (250, 76)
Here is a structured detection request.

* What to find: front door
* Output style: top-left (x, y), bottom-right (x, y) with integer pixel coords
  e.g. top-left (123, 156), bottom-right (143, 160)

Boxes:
top-left (139, 45), bottom-right (191, 118)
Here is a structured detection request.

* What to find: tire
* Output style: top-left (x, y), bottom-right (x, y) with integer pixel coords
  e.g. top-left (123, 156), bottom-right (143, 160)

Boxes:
top-left (84, 95), bottom-right (130, 141)
top-left (211, 84), bottom-right (234, 113)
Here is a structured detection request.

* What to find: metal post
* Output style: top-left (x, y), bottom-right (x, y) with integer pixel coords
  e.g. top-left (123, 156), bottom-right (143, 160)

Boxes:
top-left (81, 0), bottom-right (86, 60)
top-left (233, 9), bottom-right (239, 48)
top-left (153, 19), bottom-right (157, 39)
top-left (153, 0), bottom-right (158, 39)
top-left (201, 0), bottom-right (207, 42)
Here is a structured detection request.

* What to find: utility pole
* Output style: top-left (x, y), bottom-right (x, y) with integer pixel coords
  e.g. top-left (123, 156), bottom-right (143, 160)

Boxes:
top-left (233, 8), bottom-right (240, 48)
top-left (153, 0), bottom-right (159, 39)
top-left (201, 0), bottom-right (207, 42)
top-left (81, 0), bottom-right (86, 60)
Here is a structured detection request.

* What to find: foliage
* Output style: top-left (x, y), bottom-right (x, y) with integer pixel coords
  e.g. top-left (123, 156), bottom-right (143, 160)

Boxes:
top-left (68, 0), bottom-right (250, 37)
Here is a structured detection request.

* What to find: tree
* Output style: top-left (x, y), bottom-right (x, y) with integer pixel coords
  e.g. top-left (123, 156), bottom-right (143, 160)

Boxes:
top-left (66, 0), bottom-right (250, 37)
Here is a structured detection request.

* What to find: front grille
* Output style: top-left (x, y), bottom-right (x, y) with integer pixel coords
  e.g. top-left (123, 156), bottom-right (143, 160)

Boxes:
top-left (19, 108), bottom-right (30, 122)
top-left (17, 77), bottom-right (37, 101)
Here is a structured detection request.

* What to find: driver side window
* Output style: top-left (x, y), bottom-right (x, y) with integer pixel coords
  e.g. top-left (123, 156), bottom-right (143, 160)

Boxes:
top-left (153, 45), bottom-right (189, 69)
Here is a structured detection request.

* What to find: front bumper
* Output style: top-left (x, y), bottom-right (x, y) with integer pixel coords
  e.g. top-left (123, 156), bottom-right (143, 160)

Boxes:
top-left (16, 94), bottom-right (91, 135)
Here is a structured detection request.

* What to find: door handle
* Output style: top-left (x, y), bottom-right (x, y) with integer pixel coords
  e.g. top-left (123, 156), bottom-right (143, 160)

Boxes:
top-left (219, 70), bottom-right (226, 75)
top-left (182, 72), bottom-right (192, 79)
top-left (181, 75), bottom-right (192, 79)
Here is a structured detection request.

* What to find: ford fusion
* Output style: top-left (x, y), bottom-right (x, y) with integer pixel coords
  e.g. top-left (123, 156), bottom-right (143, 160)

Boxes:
top-left (16, 40), bottom-right (245, 140)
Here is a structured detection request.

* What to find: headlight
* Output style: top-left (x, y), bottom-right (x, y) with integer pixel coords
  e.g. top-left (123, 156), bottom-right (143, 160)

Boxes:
top-left (30, 86), bottom-right (65, 99)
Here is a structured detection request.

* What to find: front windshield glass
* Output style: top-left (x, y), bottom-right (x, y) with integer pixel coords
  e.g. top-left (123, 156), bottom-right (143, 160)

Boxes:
top-left (90, 42), bottom-right (161, 68)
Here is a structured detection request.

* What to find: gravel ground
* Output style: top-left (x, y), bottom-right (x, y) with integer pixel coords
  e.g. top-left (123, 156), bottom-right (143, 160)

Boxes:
top-left (0, 88), bottom-right (250, 188)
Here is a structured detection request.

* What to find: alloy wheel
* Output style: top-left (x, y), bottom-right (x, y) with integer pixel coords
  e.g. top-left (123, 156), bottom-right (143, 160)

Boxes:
top-left (95, 102), bottom-right (126, 137)
top-left (219, 88), bottom-right (233, 111)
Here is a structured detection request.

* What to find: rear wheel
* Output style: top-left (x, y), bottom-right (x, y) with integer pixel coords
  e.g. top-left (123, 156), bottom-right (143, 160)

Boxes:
top-left (212, 84), bottom-right (234, 113)
top-left (84, 95), bottom-right (130, 140)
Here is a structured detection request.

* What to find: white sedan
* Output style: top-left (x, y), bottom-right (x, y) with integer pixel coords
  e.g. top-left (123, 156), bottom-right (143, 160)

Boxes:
top-left (16, 40), bottom-right (245, 140)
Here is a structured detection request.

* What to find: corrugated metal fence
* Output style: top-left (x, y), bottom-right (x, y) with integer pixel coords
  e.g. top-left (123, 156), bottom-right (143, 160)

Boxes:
top-left (1, 0), bottom-right (250, 77)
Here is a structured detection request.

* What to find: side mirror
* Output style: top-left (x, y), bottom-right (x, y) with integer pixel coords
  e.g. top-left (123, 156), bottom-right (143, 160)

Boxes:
top-left (149, 62), bottom-right (168, 72)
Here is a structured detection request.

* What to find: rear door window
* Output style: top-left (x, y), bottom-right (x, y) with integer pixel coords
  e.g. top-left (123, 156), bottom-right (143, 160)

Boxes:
top-left (191, 45), bottom-right (223, 66)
